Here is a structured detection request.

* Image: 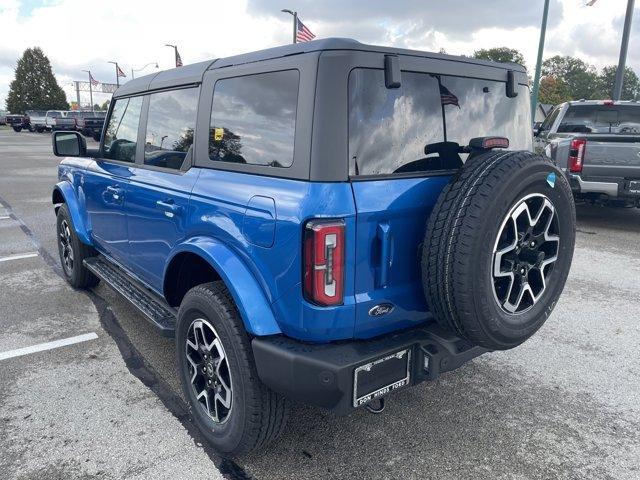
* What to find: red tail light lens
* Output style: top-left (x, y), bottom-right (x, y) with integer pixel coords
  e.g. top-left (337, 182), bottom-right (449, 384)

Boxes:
top-left (303, 220), bottom-right (345, 306)
top-left (568, 138), bottom-right (586, 173)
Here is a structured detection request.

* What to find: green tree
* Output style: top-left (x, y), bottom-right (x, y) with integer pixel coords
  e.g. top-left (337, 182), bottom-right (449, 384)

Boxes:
top-left (100, 100), bottom-right (110, 111)
top-left (473, 47), bottom-right (526, 68)
top-left (597, 65), bottom-right (640, 100)
top-left (538, 76), bottom-right (572, 105)
top-left (5, 47), bottom-right (68, 114)
top-left (542, 55), bottom-right (599, 100)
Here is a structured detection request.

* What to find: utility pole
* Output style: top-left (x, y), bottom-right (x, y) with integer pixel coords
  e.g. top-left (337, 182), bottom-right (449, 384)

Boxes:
top-left (74, 81), bottom-right (81, 108)
top-left (281, 9), bottom-right (298, 44)
top-left (530, 0), bottom-right (550, 119)
top-left (613, 0), bottom-right (635, 100)
top-left (81, 70), bottom-right (94, 109)
top-left (108, 61), bottom-right (121, 87)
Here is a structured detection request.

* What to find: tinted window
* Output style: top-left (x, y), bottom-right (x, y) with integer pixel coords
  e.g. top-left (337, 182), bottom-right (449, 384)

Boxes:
top-left (144, 88), bottom-right (198, 170)
top-left (558, 104), bottom-right (640, 134)
top-left (102, 96), bottom-right (143, 162)
top-left (209, 70), bottom-right (299, 168)
top-left (349, 69), bottom-right (532, 176)
top-left (540, 106), bottom-right (560, 132)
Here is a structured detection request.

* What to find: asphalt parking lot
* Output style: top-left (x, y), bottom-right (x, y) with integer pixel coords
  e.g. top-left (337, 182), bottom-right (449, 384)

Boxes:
top-left (1, 128), bottom-right (639, 479)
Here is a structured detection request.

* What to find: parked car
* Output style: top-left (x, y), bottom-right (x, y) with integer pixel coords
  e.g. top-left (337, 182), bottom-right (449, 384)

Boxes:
top-left (26, 110), bottom-right (48, 132)
top-left (0, 110), bottom-right (8, 125)
top-left (50, 38), bottom-right (576, 456)
top-left (6, 113), bottom-right (30, 132)
top-left (535, 100), bottom-right (640, 207)
top-left (46, 110), bottom-right (66, 131)
top-left (75, 110), bottom-right (106, 138)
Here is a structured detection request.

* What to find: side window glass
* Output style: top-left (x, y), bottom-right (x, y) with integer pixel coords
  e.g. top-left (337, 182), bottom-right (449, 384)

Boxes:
top-left (209, 70), bottom-right (299, 168)
top-left (144, 88), bottom-right (199, 170)
top-left (102, 96), bottom-right (143, 162)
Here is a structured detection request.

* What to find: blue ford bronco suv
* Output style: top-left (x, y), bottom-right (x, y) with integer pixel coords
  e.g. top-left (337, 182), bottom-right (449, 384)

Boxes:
top-left (51, 39), bottom-right (576, 456)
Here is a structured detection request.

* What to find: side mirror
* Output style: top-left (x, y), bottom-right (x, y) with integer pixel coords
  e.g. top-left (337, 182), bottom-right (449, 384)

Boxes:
top-left (52, 131), bottom-right (86, 157)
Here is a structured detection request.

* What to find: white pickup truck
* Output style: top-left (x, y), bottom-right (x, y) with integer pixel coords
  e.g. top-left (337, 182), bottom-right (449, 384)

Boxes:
top-left (25, 110), bottom-right (48, 132)
top-left (535, 100), bottom-right (640, 207)
top-left (45, 110), bottom-right (67, 131)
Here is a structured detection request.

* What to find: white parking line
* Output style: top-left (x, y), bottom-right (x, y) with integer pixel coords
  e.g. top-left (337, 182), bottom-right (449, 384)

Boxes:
top-left (0, 215), bottom-right (10, 220)
top-left (0, 333), bottom-right (98, 361)
top-left (0, 252), bottom-right (39, 263)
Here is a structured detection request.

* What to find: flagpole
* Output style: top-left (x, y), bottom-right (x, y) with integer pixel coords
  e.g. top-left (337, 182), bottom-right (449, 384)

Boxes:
top-left (165, 44), bottom-right (181, 67)
top-left (108, 61), bottom-right (120, 87)
top-left (281, 9), bottom-right (298, 44)
top-left (82, 70), bottom-right (93, 109)
top-left (435, 76), bottom-right (447, 142)
top-left (613, 0), bottom-right (635, 100)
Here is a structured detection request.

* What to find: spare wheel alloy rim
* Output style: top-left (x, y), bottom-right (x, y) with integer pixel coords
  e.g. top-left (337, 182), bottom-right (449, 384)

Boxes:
top-left (492, 193), bottom-right (560, 314)
top-left (185, 318), bottom-right (233, 424)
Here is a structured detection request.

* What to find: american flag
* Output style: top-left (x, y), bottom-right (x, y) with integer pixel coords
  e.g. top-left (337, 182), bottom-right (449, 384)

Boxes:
top-left (89, 73), bottom-right (99, 86)
top-left (175, 48), bottom-right (183, 67)
top-left (116, 64), bottom-right (126, 78)
top-left (296, 17), bottom-right (315, 43)
top-left (439, 82), bottom-right (460, 108)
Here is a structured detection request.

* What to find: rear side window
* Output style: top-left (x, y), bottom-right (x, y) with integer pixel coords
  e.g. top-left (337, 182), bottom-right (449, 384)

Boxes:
top-left (144, 88), bottom-right (199, 170)
top-left (558, 105), bottom-right (640, 134)
top-left (208, 70), bottom-right (299, 168)
top-left (103, 96), bottom-right (143, 163)
top-left (349, 69), bottom-right (531, 176)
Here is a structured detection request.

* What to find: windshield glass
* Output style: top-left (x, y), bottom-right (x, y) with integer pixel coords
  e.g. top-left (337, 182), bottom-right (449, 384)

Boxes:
top-left (348, 69), bottom-right (532, 176)
top-left (558, 104), bottom-right (640, 134)
top-left (47, 111), bottom-right (62, 118)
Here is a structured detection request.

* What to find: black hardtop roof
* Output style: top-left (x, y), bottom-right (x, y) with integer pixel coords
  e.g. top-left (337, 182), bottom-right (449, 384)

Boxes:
top-left (113, 37), bottom-right (527, 98)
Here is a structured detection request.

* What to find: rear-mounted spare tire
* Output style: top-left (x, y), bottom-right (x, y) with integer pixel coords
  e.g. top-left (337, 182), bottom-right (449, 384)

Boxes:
top-left (422, 150), bottom-right (575, 350)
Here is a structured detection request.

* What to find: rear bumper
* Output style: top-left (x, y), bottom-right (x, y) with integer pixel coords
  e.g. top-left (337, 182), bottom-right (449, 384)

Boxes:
top-left (569, 174), bottom-right (640, 199)
top-left (252, 323), bottom-right (487, 415)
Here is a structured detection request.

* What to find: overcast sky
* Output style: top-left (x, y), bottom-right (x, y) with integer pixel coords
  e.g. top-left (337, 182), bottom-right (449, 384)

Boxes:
top-left (1, 0), bottom-right (638, 109)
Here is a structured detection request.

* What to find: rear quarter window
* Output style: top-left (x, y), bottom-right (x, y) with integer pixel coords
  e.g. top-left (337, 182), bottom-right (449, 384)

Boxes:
top-left (349, 69), bottom-right (532, 176)
top-left (208, 70), bottom-right (299, 168)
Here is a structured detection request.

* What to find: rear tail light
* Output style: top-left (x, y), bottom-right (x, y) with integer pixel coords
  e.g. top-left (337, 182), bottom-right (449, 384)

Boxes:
top-left (303, 220), bottom-right (345, 306)
top-left (568, 138), bottom-right (586, 173)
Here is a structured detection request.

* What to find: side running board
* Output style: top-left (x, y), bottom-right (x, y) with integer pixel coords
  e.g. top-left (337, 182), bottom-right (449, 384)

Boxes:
top-left (83, 256), bottom-right (176, 337)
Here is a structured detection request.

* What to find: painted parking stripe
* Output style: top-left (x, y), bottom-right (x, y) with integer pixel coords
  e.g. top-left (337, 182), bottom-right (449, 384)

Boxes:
top-left (0, 333), bottom-right (98, 361)
top-left (0, 252), bottom-right (39, 263)
top-left (0, 216), bottom-right (11, 220)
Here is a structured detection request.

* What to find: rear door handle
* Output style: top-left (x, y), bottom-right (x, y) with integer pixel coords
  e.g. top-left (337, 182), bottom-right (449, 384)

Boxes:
top-left (156, 199), bottom-right (182, 217)
top-left (106, 186), bottom-right (123, 201)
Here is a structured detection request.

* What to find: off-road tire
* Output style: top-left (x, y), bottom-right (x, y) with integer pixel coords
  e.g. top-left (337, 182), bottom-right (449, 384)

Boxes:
top-left (422, 150), bottom-right (575, 350)
top-left (176, 282), bottom-right (290, 457)
top-left (56, 204), bottom-right (99, 289)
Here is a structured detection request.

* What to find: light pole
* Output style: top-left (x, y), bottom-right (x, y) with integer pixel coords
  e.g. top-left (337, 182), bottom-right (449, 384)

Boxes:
top-left (131, 62), bottom-right (159, 79)
top-left (281, 9), bottom-right (297, 44)
top-left (165, 44), bottom-right (181, 67)
top-left (613, 0), bottom-right (635, 100)
top-left (108, 61), bottom-right (122, 87)
top-left (81, 70), bottom-right (94, 109)
top-left (530, 0), bottom-right (550, 119)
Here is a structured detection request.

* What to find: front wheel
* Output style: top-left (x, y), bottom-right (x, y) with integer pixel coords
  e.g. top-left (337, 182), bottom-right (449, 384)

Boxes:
top-left (12, 126), bottom-right (22, 132)
top-left (176, 282), bottom-right (289, 456)
top-left (56, 204), bottom-right (99, 289)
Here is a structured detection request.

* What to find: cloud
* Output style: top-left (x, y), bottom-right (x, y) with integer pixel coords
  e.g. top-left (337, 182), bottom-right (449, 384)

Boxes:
top-left (1, 0), bottom-right (638, 109)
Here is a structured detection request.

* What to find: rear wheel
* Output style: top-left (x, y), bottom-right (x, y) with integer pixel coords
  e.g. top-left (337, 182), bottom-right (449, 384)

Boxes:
top-left (176, 282), bottom-right (289, 456)
top-left (422, 150), bottom-right (575, 350)
top-left (56, 204), bottom-right (99, 289)
top-left (12, 126), bottom-right (22, 132)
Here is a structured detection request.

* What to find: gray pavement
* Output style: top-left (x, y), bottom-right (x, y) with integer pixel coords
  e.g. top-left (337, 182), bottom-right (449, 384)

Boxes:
top-left (0, 128), bottom-right (639, 479)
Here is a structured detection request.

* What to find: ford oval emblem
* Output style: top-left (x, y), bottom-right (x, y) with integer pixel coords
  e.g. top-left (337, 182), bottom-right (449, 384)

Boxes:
top-left (369, 303), bottom-right (395, 317)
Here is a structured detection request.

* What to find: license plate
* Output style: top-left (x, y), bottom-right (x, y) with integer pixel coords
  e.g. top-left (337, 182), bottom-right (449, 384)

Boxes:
top-left (628, 180), bottom-right (640, 195)
top-left (353, 349), bottom-right (411, 407)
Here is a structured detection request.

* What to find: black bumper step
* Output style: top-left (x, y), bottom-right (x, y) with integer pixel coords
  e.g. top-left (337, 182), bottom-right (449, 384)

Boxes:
top-left (84, 256), bottom-right (176, 337)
